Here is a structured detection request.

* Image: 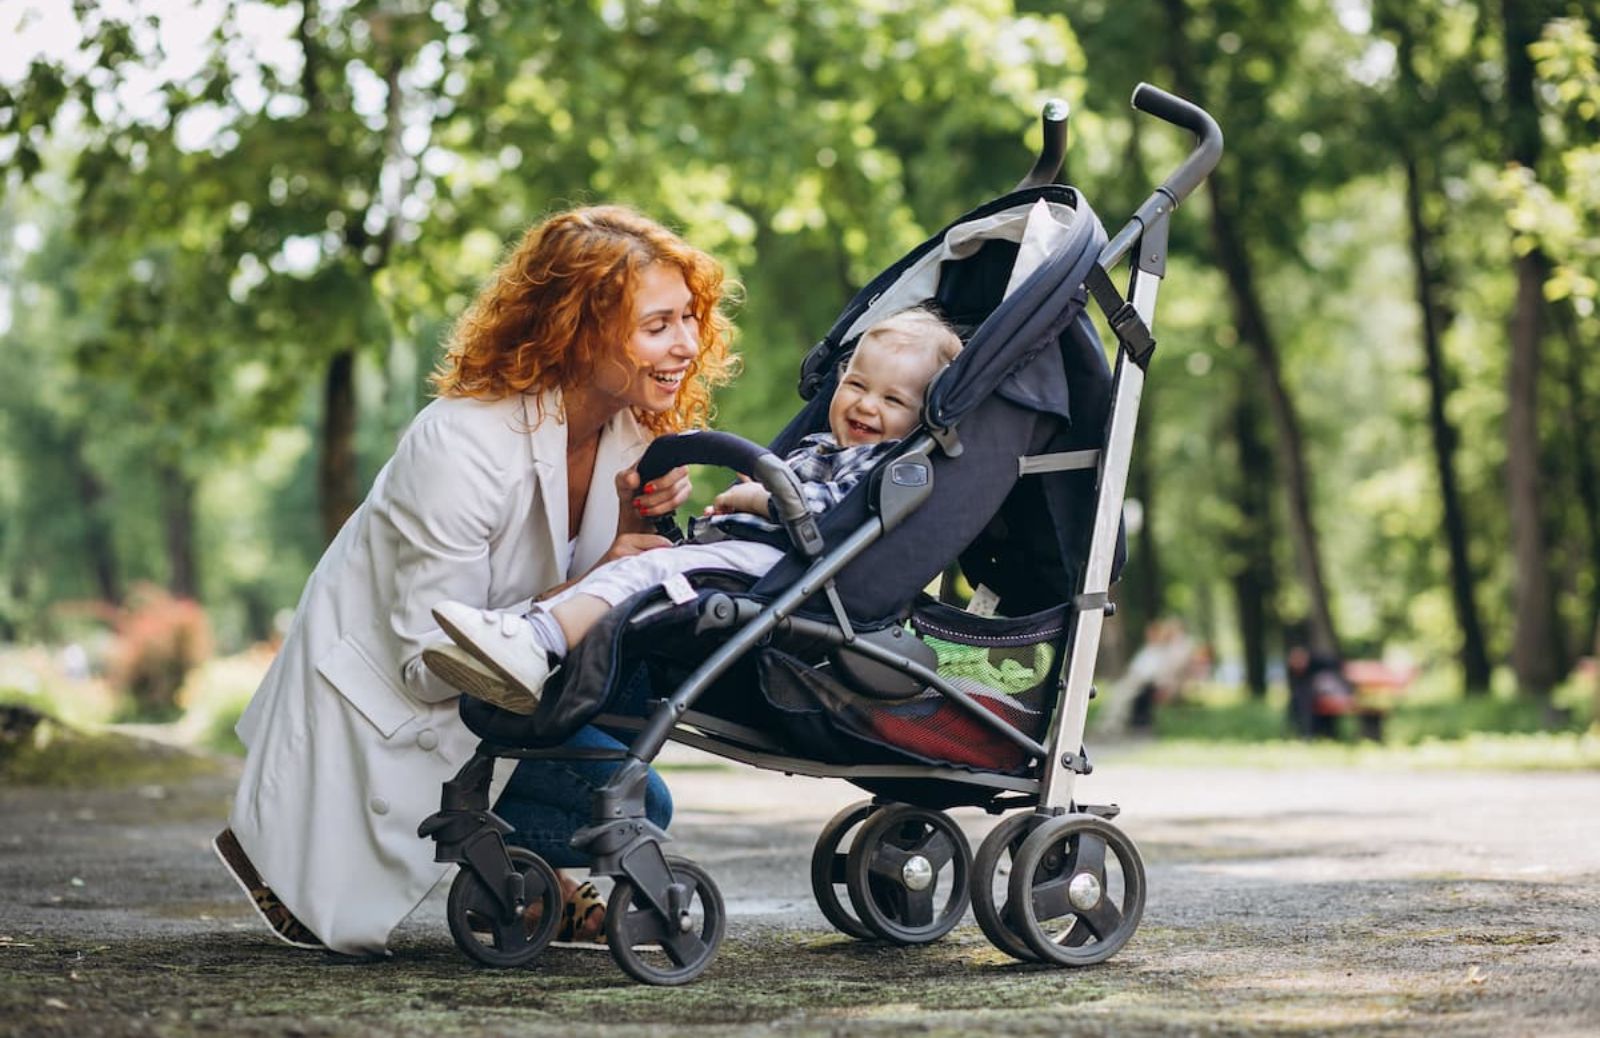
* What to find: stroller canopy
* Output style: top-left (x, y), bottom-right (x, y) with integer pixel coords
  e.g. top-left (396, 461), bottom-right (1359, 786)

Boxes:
top-left (757, 185), bottom-right (1121, 624)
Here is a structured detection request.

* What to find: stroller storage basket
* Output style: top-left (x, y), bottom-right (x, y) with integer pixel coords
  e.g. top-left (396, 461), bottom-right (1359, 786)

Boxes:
top-left (759, 597), bottom-right (1068, 775)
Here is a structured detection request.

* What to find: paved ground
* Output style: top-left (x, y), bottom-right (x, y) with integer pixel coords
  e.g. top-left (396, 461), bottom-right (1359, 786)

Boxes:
top-left (2, 741), bottom-right (1598, 1036)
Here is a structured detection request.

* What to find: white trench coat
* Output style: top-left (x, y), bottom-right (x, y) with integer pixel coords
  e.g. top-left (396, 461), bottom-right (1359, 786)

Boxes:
top-left (228, 390), bottom-right (649, 955)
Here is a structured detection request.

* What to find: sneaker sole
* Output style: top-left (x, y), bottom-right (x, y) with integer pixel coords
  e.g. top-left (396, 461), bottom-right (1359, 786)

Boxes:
top-left (211, 832), bottom-right (325, 951)
top-left (421, 646), bottom-right (536, 713)
top-left (430, 611), bottom-right (543, 715)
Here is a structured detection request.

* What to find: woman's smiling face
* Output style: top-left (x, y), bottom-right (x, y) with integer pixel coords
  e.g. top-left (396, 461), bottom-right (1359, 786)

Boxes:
top-left (607, 263), bottom-right (702, 414)
top-left (827, 337), bottom-right (940, 446)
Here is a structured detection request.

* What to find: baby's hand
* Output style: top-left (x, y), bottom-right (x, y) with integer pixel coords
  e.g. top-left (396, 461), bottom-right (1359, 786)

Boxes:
top-left (708, 481), bottom-right (771, 517)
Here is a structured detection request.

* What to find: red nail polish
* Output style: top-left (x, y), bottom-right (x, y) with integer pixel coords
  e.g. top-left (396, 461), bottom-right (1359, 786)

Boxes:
top-left (644, 483), bottom-right (655, 494)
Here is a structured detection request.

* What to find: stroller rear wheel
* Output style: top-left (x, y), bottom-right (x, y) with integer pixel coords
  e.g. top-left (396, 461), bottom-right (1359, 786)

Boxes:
top-left (845, 804), bottom-right (972, 945)
top-left (606, 855), bottom-right (726, 986)
top-left (809, 800), bottom-right (879, 941)
top-left (1007, 813), bottom-right (1145, 966)
top-left (971, 813), bottom-right (1043, 962)
top-left (445, 846), bottom-right (563, 968)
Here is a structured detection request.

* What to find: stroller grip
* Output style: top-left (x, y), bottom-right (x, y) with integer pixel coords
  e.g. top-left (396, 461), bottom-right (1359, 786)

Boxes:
top-left (1014, 98), bottom-right (1069, 191)
top-left (1129, 83), bottom-right (1223, 208)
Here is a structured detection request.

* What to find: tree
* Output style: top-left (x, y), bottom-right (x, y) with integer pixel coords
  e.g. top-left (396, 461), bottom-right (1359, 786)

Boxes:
top-left (1500, 0), bottom-right (1567, 700)
top-left (1372, 0), bottom-right (1494, 692)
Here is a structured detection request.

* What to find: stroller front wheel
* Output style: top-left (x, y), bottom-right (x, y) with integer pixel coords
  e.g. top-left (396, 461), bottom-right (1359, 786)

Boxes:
top-left (845, 804), bottom-right (972, 945)
top-left (809, 800), bottom-right (880, 941)
top-left (971, 813), bottom-right (1044, 962)
top-left (606, 855), bottom-right (726, 986)
top-left (1006, 813), bottom-right (1146, 966)
top-left (445, 846), bottom-right (563, 968)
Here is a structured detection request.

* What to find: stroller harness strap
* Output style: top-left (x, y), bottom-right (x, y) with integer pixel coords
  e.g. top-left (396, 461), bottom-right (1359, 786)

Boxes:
top-left (1017, 450), bottom-right (1100, 476)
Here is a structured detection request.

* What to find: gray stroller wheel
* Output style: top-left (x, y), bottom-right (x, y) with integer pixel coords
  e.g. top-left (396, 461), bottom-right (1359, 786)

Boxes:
top-left (606, 855), bottom-right (726, 986)
top-left (1007, 813), bottom-right (1145, 966)
top-left (809, 800), bottom-right (879, 941)
top-left (845, 804), bottom-right (971, 945)
top-left (970, 813), bottom-right (1043, 962)
top-left (446, 847), bottom-right (562, 968)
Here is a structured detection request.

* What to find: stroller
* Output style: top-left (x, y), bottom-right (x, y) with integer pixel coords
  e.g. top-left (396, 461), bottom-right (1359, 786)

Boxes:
top-left (419, 83), bottom-right (1222, 986)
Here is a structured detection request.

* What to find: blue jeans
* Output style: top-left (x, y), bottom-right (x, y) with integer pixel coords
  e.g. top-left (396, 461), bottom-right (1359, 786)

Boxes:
top-left (491, 672), bottom-right (672, 869)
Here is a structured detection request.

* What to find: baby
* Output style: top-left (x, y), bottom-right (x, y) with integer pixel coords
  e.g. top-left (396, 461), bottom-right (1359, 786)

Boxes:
top-left (430, 307), bottom-right (962, 714)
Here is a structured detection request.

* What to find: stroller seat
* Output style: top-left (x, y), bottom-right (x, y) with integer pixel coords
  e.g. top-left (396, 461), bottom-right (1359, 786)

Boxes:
top-left (419, 84), bottom-right (1223, 986)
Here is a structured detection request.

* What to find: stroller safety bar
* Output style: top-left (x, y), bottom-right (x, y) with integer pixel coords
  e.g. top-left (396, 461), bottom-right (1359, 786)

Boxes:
top-left (636, 429), bottom-right (825, 556)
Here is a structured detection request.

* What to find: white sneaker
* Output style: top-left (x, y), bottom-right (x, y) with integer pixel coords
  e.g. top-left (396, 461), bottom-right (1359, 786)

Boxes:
top-left (431, 601), bottom-right (552, 715)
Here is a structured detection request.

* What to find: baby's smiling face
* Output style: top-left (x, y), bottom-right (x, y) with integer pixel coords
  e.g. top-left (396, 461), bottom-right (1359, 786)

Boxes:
top-left (827, 338), bottom-right (941, 447)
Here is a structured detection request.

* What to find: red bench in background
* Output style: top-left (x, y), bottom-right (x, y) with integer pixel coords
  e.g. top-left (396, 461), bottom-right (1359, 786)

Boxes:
top-left (1313, 659), bottom-right (1418, 740)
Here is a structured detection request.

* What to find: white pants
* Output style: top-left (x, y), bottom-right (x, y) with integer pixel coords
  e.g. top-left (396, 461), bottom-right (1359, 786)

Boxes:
top-left (540, 540), bottom-right (786, 612)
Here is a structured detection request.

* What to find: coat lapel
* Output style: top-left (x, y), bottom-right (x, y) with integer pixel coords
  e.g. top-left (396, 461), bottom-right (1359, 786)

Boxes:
top-left (524, 392), bottom-right (569, 567)
top-left (571, 408), bottom-right (650, 575)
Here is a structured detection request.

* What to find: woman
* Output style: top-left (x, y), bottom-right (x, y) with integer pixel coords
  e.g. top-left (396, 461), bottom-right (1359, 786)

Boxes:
top-left (214, 206), bottom-right (736, 956)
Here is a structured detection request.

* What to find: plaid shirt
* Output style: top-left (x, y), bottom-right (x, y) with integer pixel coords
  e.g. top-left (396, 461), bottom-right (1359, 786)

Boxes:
top-left (700, 432), bottom-right (898, 544)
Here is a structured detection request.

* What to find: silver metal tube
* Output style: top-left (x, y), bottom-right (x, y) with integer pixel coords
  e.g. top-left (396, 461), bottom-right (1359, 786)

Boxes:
top-left (1039, 271), bottom-right (1162, 810)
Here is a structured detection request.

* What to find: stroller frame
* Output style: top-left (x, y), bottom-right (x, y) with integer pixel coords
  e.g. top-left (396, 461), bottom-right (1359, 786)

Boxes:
top-left (420, 83), bottom-right (1222, 985)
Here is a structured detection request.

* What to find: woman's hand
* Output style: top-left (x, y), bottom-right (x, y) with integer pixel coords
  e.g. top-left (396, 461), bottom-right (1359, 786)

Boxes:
top-left (615, 464), bottom-right (692, 533)
top-left (707, 480), bottom-right (772, 517)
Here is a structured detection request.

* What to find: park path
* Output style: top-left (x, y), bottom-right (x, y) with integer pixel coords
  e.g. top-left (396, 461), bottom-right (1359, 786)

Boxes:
top-left (2, 743), bottom-right (1597, 1036)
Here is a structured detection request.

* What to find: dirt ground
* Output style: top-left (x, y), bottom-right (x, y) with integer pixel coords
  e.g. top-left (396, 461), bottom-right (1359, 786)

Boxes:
top-left (2, 740), bottom-right (1597, 1037)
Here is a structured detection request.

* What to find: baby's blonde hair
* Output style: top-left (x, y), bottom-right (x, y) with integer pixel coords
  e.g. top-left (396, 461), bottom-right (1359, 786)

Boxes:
top-left (856, 306), bottom-right (963, 367)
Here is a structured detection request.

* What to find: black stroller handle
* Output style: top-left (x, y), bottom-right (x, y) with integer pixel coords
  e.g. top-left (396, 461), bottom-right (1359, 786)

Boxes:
top-left (1014, 98), bottom-right (1069, 191)
top-left (635, 431), bottom-right (826, 556)
top-left (1100, 84), bottom-right (1225, 271)
top-left (1129, 82), bottom-right (1223, 208)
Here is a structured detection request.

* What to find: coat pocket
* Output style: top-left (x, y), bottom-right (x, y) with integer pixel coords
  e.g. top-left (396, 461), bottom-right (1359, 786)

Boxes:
top-left (316, 635), bottom-right (419, 738)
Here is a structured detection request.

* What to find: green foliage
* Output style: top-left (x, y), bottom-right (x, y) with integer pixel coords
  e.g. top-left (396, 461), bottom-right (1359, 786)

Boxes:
top-left (0, 0), bottom-right (1597, 737)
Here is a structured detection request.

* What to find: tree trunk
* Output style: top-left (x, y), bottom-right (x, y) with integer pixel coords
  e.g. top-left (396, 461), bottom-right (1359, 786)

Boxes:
top-left (159, 462), bottom-right (199, 599)
top-left (1230, 385), bottom-right (1277, 698)
top-left (1158, 0), bottom-right (1341, 661)
top-left (1401, 151), bottom-right (1493, 692)
top-left (300, 1), bottom-right (358, 544)
top-left (69, 432), bottom-right (121, 605)
top-left (1384, 11), bottom-right (1494, 693)
top-left (1206, 175), bottom-right (1340, 659)
top-left (1506, 254), bottom-right (1562, 697)
top-left (1552, 304), bottom-right (1600, 646)
top-left (1503, 1), bottom-right (1563, 700)
top-left (318, 349), bottom-right (359, 543)
top-left (1126, 393), bottom-right (1164, 636)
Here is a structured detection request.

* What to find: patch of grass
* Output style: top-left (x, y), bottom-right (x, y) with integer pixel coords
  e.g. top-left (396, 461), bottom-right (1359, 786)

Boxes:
top-left (0, 703), bottom-right (223, 787)
top-left (1138, 668), bottom-right (1598, 770)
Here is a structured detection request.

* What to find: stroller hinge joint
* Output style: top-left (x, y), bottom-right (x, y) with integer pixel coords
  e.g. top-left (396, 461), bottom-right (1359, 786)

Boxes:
top-left (927, 424), bottom-right (962, 457)
top-left (1074, 591), bottom-right (1114, 616)
top-left (1060, 746), bottom-right (1093, 775)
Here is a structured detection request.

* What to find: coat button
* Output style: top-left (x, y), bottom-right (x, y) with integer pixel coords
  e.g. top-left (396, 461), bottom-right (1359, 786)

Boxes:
top-left (369, 796), bottom-right (390, 815)
top-left (415, 729), bottom-right (439, 751)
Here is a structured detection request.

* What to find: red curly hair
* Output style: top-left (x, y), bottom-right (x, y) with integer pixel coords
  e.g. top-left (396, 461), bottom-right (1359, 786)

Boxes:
top-left (431, 205), bottom-right (737, 435)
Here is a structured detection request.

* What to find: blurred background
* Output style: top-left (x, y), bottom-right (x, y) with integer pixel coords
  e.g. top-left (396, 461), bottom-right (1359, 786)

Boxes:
top-left (1, 0), bottom-right (1596, 764)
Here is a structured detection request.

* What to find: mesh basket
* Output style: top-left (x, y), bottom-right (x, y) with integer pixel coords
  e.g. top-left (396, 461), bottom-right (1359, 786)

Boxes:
top-left (758, 597), bottom-right (1069, 775)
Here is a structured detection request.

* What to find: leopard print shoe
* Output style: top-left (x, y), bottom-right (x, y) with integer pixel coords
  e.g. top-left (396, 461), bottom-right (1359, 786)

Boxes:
top-left (213, 828), bottom-right (325, 951)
